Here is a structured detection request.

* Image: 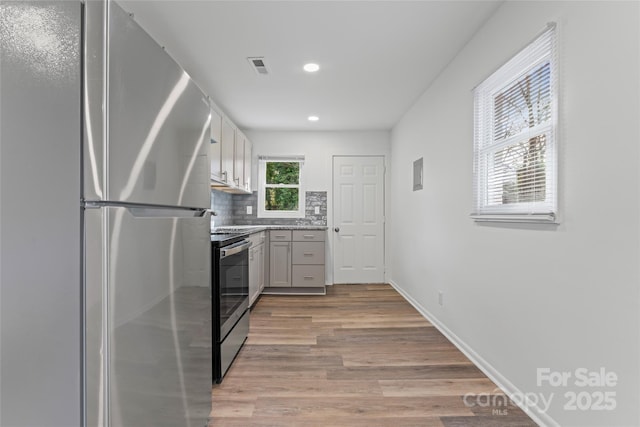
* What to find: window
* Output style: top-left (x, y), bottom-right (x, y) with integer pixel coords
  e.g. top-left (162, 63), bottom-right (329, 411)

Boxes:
top-left (258, 156), bottom-right (305, 218)
top-left (472, 24), bottom-right (558, 223)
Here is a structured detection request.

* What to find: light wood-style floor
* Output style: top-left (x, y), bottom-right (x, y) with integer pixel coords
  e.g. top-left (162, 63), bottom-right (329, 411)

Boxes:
top-left (209, 284), bottom-right (538, 427)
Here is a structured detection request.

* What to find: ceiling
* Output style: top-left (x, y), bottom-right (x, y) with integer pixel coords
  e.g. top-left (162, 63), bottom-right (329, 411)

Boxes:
top-left (118, 1), bottom-right (502, 132)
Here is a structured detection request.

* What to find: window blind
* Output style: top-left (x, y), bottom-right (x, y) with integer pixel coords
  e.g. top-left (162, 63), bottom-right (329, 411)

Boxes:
top-left (472, 23), bottom-right (558, 222)
top-left (258, 155), bottom-right (305, 163)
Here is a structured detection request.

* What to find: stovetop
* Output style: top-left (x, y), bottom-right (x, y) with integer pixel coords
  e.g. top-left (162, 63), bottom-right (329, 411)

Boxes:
top-left (210, 231), bottom-right (249, 247)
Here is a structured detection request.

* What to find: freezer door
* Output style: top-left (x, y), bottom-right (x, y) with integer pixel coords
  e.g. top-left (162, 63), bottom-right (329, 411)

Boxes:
top-left (106, 3), bottom-right (210, 208)
top-left (83, 0), bottom-right (106, 201)
top-left (85, 206), bottom-right (212, 427)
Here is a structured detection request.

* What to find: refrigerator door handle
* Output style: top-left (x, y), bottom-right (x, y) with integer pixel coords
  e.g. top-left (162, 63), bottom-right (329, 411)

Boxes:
top-left (127, 207), bottom-right (207, 218)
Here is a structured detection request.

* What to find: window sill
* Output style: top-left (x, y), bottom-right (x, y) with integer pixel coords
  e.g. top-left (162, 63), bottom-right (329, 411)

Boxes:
top-left (470, 213), bottom-right (557, 224)
top-left (257, 211), bottom-right (305, 219)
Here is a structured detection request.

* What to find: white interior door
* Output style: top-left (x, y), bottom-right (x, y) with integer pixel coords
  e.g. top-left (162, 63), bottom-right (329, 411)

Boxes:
top-left (333, 156), bottom-right (385, 283)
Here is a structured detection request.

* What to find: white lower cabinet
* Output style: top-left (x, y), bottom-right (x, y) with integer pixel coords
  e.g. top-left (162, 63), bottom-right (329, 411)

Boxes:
top-left (267, 229), bottom-right (325, 288)
top-left (292, 232), bottom-right (325, 287)
top-left (248, 232), bottom-right (266, 307)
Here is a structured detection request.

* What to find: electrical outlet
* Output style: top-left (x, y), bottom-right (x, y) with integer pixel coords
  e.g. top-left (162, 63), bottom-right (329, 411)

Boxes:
top-left (246, 206), bottom-right (252, 215)
top-left (438, 291), bottom-right (444, 306)
top-left (314, 206), bottom-right (320, 215)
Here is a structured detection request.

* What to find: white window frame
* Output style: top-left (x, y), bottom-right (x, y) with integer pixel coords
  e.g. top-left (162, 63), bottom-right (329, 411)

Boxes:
top-left (257, 156), bottom-right (305, 218)
top-left (472, 24), bottom-right (558, 224)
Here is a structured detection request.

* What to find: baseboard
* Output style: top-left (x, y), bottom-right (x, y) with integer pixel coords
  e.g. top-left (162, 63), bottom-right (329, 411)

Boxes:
top-left (262, 286), bottom-right (326, 295)
top-left (388, 279), bottom-right (559, 427)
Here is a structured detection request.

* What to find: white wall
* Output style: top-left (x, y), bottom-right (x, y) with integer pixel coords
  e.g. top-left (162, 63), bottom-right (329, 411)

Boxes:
top-left (389, 2), bottom-right (639, 426)
top-left (244, 130), bottom-right (391, 284)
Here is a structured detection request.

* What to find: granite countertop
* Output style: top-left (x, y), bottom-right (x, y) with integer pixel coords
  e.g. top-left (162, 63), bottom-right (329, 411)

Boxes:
top-left (213, 225), bottom-right (328, 234)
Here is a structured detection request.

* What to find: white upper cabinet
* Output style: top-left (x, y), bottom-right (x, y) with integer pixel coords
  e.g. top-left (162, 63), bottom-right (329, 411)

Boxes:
top-left (220, 117), bottom-right (235, 185)
top-left (209, 109), bottom-right (223, 182)
top-left (209, 109), bottom-right (252, 194)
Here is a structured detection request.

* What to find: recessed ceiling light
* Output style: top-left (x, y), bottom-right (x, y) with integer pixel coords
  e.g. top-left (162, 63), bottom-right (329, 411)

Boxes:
top-left (303, 63), bottom-right (320, 73)
top-left (308, 115), bottom-right (319, 122)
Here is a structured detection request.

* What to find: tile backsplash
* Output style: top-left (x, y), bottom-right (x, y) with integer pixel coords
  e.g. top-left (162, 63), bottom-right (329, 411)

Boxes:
top-left (210, 190), bottom-right (234, 227)
top-left (211, 189), bottom-right (327, 227)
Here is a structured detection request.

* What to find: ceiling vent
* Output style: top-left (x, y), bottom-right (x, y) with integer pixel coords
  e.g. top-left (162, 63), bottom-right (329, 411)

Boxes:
top-left (248, 57), bottom-right (269, 75)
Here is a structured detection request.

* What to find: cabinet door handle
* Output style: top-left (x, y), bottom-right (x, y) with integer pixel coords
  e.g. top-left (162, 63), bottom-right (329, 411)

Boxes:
top-left (303, 276), bottom-right (314, 280)
top-left (303, 235), bottom-right (314, 238)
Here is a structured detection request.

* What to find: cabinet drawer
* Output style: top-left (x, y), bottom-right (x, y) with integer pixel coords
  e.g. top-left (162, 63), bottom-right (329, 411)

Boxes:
top-left (292, 230), bottom-right (325, 242)
top-left (270, 230), bottom-right (292, 241)
top-left (292, 242), bottom-right (324, 265)
top-left (292, 265), bottom-right (325, 287)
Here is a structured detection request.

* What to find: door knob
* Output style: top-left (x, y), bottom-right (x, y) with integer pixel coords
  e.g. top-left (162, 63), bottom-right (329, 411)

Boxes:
top-left (334, 227), bottom-right (340, 232)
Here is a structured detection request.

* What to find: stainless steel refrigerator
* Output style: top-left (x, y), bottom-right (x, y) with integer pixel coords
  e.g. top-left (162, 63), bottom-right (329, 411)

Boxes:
top-left (0, 1), bottom-right (212, 426)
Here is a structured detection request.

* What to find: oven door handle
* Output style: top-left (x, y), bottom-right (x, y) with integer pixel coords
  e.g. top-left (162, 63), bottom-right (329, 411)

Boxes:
top-left (220, 240), bottom-right (251, 259)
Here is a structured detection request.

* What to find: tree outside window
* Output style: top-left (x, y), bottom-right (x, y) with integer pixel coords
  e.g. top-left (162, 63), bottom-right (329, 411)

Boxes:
top-left (491, 62), bottom-right (550, 205)
top-left (258, 158), bottom-right (305, 218)
top-left (265, 162), bottom-right (300, 211)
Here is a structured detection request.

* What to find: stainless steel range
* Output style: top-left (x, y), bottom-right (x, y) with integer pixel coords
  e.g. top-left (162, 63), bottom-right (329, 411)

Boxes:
top-left (211, 232), bottom-right (251, 383)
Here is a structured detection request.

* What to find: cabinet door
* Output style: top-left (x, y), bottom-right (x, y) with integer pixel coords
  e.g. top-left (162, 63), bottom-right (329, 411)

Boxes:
top-left (249, 245), bottom-right (259, 306)
top-left (221, 118), bottom-right (235, 184)
top-left (243, 137), bottom-right (252, 192)
top-left (210, 109), bottom-right (223, 181)
top-left (258, 243), bottom-right (265, 293)
top-left (264, 235), bottom-right (270, 288)
top-left (234, 130), bottom-right (245, 189)
top-left (269, 242), bottom-right (291, 287)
